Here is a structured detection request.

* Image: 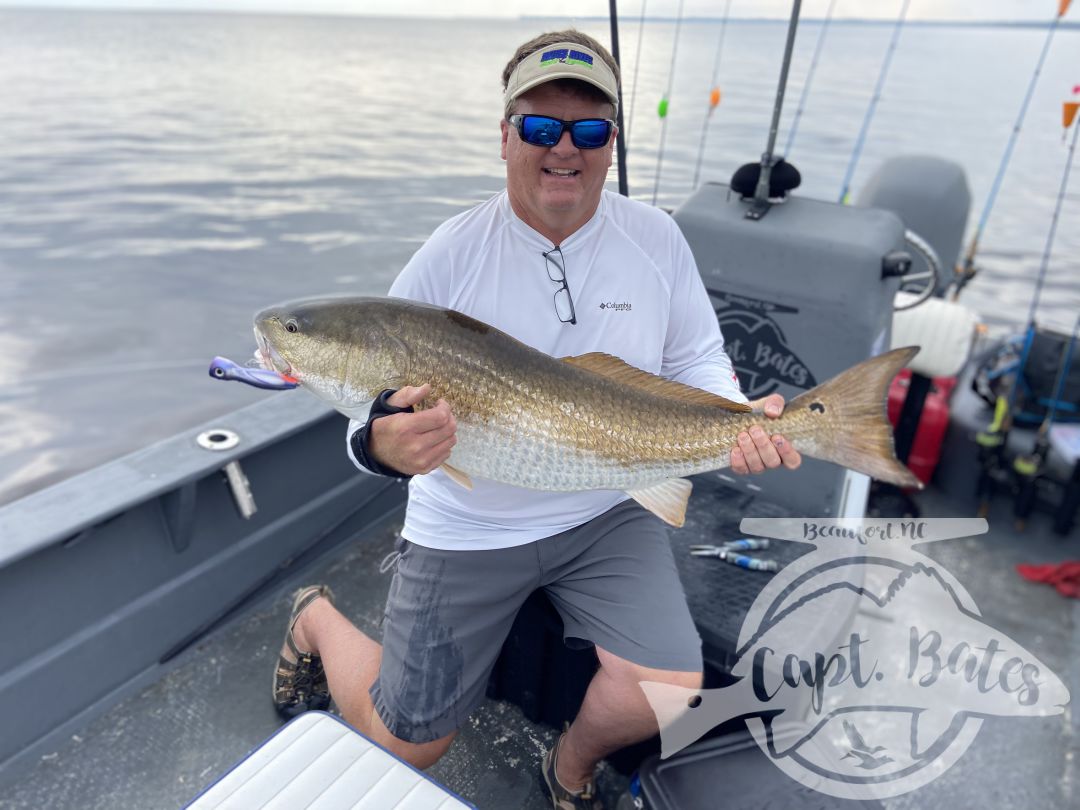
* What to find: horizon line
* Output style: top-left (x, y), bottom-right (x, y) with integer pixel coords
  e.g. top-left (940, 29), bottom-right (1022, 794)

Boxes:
top-left (0, 5), bottom-right (1077, 27)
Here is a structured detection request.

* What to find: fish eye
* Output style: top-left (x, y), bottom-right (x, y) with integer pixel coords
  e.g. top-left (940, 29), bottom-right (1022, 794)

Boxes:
top-left (284, 318), bottom-right (299, 334)
top-left (809, 402), bottom-right (825, 414)
top-left (213, 367), bottom-right (225, 377)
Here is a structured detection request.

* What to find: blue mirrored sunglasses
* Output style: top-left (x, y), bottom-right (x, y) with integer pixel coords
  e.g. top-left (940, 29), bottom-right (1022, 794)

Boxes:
top-left (508, 114), bottom-right (614, 150)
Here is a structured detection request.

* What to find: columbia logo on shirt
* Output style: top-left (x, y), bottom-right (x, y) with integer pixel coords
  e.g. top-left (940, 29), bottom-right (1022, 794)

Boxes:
top-left (599, 301), bottom-right (632, 312)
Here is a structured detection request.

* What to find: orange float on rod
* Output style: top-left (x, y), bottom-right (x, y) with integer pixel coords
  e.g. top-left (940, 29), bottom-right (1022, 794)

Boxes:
top-left (692, 0), bottom-right (733, 189)
top-left (1064, 101), bottom-right (1079, 132)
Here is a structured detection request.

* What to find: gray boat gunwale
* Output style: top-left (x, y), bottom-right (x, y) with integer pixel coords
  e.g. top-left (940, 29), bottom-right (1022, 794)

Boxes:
top-left (0, 392), bottom-right (335, 568)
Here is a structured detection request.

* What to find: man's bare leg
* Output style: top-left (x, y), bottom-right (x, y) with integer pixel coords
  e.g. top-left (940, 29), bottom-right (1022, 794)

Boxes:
top-left (554, 646), bottom-right (702, 790)
top-left (291, 596), bottom-right (456, 769)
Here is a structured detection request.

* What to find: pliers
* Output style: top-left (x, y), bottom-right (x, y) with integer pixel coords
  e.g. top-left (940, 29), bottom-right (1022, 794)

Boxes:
top-left (689, 538), bottom-right (778, 572)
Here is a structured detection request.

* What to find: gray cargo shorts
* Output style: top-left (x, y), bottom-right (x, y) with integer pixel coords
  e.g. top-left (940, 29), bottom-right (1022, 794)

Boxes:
top-left (369, 500), bottom-right (703, 744)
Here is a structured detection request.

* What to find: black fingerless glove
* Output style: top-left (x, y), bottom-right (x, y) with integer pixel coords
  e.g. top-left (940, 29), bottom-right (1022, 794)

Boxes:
top-left (350, 389), bottom-right (414, 479)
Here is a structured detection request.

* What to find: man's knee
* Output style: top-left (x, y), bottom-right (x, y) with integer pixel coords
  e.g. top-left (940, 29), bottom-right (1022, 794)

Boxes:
top-left (596, 646), bottom-right (703, 692)
top-left (366, 708), bottom-right (457, 770)
top-left (383, 731), bottom-right (456, 770)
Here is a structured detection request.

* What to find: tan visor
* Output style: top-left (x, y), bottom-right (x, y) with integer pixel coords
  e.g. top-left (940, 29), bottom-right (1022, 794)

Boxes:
top-left (504, 41), bottom-right (619, 112)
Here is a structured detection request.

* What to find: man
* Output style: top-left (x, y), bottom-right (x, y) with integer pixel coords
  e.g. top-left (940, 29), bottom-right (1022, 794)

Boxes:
top-left (272, 30), bottom-right (801, 809)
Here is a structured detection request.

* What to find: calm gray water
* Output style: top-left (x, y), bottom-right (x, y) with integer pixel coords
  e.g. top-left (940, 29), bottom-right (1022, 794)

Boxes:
top-left (1, 9), bottom-right (1078, 507)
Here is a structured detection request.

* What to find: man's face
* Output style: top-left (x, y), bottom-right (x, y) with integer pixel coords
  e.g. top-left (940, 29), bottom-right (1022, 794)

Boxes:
top-left (500, 83), bottom-right (616, 242)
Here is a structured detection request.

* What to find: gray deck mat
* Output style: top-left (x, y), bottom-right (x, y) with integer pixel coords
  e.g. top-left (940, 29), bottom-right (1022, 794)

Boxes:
top-left (2, 477), bottom-right (1077, 809)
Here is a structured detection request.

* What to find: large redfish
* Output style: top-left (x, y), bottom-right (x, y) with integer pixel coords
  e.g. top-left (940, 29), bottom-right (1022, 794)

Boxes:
top-left (254, 296), bottom-right (921, 526)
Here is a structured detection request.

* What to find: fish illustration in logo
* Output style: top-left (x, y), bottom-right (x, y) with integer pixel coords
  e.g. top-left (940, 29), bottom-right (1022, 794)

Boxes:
top-left (640, 544), bottom-right (1070, 797)
top-left (708, 290), bottom-right (816, 399)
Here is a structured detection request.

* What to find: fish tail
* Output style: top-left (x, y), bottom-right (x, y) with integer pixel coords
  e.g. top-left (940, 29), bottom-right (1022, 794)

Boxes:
top-left (788, 346), bottom-right (923, 489)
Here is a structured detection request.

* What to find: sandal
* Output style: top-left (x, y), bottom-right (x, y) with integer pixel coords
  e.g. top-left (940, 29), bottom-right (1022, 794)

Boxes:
top-left (272, 584), bottom-right (335, 718)
top-left (541, 723), bottom-right (604, 810)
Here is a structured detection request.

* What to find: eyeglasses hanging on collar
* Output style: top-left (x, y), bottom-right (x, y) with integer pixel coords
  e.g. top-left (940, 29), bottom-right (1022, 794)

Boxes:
top-left (542, 246), bottom-right (577, 325)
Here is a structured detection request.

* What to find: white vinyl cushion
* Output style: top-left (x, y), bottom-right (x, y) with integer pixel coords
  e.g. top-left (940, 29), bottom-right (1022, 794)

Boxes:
top-left (186, 712), bottom-right (475, 810)
top-left (891, 292), bottom-right (979, 378)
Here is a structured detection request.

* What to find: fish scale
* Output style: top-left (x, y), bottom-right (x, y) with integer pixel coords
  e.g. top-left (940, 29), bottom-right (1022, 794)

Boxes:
top-left (256, 296), bottom-right (921, 526)
top-left (410, 332), bottom-right (729, 490)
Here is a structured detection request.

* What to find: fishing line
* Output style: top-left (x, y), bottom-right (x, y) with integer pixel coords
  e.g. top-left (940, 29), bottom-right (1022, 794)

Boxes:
top-left (783, 0), bottom-right (837, 157)
top-left (651, 0), bottom-right (687, 206)
top-left (691, 0), bottom-right (733, 189)
top-left (1027, 102), bottom-right (1080, 330)
top-left (955, 0), bottom-right (1073, 298)
top-left (837, 0), bottom-right (911, 205)
top-left (624, 0), bottom-right (649, 152)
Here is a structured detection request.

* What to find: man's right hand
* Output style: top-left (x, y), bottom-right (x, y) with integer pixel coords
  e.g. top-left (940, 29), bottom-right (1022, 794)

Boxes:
top-left (368, 384), bottom-right (458, 475)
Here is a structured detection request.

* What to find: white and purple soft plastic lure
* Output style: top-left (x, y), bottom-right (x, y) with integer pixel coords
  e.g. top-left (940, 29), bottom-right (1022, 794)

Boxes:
top-left (208, 356), bottom-right (298, 390)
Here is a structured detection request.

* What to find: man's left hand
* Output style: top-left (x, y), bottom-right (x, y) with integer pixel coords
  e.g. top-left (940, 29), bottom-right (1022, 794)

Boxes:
top-left (730, 393), bottom-right (802, 475)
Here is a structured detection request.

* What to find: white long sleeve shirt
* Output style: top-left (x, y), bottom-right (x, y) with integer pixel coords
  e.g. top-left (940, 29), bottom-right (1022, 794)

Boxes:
top-left (348, 190), bottom-right (746, 550)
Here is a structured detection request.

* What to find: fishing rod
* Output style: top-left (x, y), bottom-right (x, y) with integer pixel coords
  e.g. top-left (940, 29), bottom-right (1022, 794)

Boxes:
top-left (953, 0), bottom-right (1073, 299)
top-left (651, 0), bottom-right (686, 206)
top-left (837, 0), bottom-right (911, 205)
top-left (1025, 104), bottom-right (1080, 331)
top-left (745, 0), bottom-right (802, 220)
top-left (624, 0), bottom-right (648, 152)
top-left (976, 101), bottom-right (1080, 517)
top-left (1013, 314), bottom-right (1080, 529)
top-left (691, 0), bottom-right (733, 189)
top-left (609, 0), bottom-right (629, 196)
top-left (783, 0), bottom-right (837, 157)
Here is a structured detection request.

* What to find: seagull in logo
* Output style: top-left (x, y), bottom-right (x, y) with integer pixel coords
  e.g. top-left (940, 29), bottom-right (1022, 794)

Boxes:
top-left (840, 720), bottom-right (894, 770)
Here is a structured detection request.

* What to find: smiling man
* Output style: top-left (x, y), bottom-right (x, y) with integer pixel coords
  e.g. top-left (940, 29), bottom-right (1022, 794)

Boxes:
top-left (272, 30), bottom-right (800, 810)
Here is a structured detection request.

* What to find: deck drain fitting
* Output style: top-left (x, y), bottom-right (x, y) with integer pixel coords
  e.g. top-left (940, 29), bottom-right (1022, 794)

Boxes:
top-left (197, 429), bottom-right (240, 451)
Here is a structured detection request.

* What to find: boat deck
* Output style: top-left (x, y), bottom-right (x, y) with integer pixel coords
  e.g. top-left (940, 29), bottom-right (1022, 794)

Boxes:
top-left (1, 476), bottom-right (1077, 809)
top-left (1, 506), bottom-right (624, 810)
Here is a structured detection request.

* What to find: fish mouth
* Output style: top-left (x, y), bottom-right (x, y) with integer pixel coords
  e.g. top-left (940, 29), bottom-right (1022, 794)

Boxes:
top-left (254, 326), bottom-right (293, 377)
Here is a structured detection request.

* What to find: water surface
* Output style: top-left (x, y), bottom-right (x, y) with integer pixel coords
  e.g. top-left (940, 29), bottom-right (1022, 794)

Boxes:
top-left (1, 10), bottom-right (1078, 506)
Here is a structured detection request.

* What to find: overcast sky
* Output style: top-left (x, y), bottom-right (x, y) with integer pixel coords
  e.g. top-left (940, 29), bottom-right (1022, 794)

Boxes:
top-left (3, 1), bottom-right (1072, 23)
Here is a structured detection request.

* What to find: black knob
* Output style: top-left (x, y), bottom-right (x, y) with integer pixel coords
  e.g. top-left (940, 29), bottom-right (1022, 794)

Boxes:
top-left (882, 250), bottom-right (913, 278)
